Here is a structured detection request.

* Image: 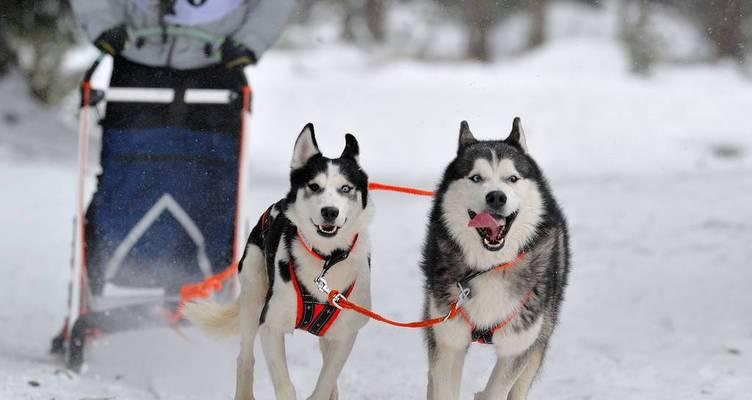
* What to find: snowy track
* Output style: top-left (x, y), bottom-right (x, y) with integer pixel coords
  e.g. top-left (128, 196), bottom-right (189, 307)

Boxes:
top-left (2, 162), bottom-right (750, 399)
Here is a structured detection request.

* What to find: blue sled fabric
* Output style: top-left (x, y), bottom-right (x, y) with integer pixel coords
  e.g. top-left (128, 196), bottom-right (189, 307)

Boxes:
top-left (84, 126), bottom-right (239, 295)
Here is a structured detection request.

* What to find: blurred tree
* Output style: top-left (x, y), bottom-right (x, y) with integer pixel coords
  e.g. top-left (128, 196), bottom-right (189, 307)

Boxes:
top-left (0, 0), bottom-right (79, 104)
top-left (528, 0), bottom-right (548, 49)
top-left (365, 0), bottom-right (386, 42)
top-left (463, 0), bottom-right (495, 61)
top-left (0, 31), bottom-right (15, 76)
top-left (620, 0), bottom-right (656, 75)
top-left (703, 0), bottom-right (746, 61)
top-left (658, 0), bottom-right (750, 62)
top-left (341, 0), bottom-right (387, 44)
top-left (444, 0), bottom-right (554, 61)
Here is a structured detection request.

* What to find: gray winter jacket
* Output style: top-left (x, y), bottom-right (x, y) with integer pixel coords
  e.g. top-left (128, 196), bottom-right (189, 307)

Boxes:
top-left (71, 0), bottom-right (297, 69)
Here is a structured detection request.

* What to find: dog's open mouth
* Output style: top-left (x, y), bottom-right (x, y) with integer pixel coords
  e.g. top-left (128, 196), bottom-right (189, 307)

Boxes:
top-left (315, 223), bottom-right (341, 237)
top-left (467, 210), bottom-right (518, 251)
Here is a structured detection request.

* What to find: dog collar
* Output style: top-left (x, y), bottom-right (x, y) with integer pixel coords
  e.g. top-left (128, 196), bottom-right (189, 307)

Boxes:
top-left (297, 229), bottom-right (360, 298)
top-left (296, 228), bottom-right (359, 263)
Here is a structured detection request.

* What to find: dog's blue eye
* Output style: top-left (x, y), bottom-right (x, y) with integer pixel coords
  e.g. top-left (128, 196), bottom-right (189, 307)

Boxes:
top-left (308, 183), bottom-right (321, 192)
top-left (508, 175), bottom-right (520, 183)
top-left (340, 185), bottom-right (353, 193)
top-left (469, 175), bottom-right (483, 183)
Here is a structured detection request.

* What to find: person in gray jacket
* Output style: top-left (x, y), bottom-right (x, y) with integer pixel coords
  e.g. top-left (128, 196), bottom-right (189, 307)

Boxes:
top-left (71, 0), bottom-right (298, 70)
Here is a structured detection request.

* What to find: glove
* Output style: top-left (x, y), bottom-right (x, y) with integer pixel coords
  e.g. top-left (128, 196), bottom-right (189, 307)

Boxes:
top-left (94, 25), bottom-right (128, 56)
top-left (221, 38), bottom-right (256, 69)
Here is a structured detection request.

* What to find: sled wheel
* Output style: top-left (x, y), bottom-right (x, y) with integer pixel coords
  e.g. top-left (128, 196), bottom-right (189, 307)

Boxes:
top-left (67, 317), bottom-right (88, 372)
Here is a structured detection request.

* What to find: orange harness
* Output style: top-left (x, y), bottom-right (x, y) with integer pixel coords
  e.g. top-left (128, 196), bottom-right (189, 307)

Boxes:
top-left (458, 287), bottom-right (535, 344)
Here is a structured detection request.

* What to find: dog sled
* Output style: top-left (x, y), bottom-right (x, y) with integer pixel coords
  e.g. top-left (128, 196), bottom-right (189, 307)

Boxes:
top-left (50, 49), bottom-right (251, 371)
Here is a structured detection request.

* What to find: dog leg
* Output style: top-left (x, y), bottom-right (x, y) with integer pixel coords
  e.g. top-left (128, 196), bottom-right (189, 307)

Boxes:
top-left (317, 338), bottom-right (340, 400)
top-left (426, 369), bottom-right (434, 400)
top-left (307, 332), bottom-right (357, 400)
top-left (260, 327), bottom-right (296, 400)
top-left (234, 246), bottom-right (266, 400)
top-left (235, 310), bottom-right (259, 400)
top-left (474, 355), bottom-right (528, 400)
top-left (429, 343), bottom-right (466, 400)
top-left (507, 345), bottom-right (546, 400)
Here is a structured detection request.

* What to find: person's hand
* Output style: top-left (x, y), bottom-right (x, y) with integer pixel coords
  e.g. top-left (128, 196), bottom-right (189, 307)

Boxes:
top-left (94, 25), bottom-right (128, 56)
top-left (221, 38), bottom-right (256, 69)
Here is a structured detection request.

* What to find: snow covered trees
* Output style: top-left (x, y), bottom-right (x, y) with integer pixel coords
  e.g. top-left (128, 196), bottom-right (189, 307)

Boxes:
top-left (0, 0), bottom-right (78, 104)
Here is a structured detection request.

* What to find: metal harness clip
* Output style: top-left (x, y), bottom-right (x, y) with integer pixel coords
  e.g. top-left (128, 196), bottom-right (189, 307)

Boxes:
top-left (315, 276), bottom-right (345, 310)
top-left (443, 282), bottom-right (471, 322)
top-left (315, 275), bottom-right (331, 295)
top-left (456, 282), bottom-right (471, 307)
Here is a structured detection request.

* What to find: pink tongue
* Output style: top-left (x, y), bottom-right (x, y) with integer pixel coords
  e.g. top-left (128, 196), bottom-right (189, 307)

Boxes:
top-left (468, 212), bottom-right (503, 237)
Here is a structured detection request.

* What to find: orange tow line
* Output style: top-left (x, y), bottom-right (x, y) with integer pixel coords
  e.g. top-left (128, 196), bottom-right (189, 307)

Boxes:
top-left (171, 181), bottom-right (526, 331)
top-left (329, 291), bottom-right (460, 328)
top-left (322, 252), bottom-right (526, 329)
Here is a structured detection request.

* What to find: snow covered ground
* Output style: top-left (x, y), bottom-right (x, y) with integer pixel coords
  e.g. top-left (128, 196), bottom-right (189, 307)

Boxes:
top-left (2, 11), bottom-right (752, 400)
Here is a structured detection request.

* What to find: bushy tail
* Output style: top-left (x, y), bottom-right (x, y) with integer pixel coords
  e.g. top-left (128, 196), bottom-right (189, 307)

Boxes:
top-left (183, 299), bottom-right (240, 338)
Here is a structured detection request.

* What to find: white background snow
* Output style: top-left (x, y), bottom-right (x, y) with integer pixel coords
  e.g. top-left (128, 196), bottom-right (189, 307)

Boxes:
top-left (2, 2), bottom-right (751, 399)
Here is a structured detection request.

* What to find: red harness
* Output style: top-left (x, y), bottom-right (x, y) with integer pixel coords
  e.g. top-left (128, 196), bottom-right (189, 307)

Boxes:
top-left (289, 261), bottom-right (355, 336)
top-left (291, 230), bottom-right (359, 336)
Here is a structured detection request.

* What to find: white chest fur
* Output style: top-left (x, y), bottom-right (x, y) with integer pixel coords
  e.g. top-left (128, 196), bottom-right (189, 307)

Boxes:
top-left (466, 274), bottom-right (541, 355)
top-left (462, 274), bottom-right (521, 328)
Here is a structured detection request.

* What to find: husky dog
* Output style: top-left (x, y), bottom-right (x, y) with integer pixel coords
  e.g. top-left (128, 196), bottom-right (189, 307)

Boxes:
top-left (422, 118), bottom-right (569, 400)
top-left (185, 123), bottom-right (374, 400)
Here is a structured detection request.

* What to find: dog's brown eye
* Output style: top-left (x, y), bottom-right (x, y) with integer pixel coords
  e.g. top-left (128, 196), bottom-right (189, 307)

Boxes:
top-left (340, 185), bottom-right (353, 193)
top-left (508, 175), bottom-right (519, 183)
top-left (469, 174), bottom-right (483, 183)
top-left (308, 183), bottom-right (321, 192)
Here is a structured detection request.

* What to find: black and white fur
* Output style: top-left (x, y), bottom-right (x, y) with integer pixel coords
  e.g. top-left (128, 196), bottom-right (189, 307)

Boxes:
top-left (422, 118), bottom-right (570, 400)
top-left (184, 123), bottom-right (374, 400)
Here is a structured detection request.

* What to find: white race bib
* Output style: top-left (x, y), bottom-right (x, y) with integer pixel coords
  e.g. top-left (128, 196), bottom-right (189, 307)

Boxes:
top-left (132, 0), bottom-right (245, 25)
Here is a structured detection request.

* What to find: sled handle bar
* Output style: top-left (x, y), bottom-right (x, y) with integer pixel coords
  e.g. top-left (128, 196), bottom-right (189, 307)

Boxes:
top-left (79, 52), bottom-right (249, 108)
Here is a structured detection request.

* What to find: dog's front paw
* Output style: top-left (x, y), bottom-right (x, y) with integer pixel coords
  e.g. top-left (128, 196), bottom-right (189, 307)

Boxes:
top-left (306, 387), bottom-right (338, 400)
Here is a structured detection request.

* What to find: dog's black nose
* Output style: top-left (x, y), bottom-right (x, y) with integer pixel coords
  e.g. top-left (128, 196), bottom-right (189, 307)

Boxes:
top-left (485, 191), bottom-right (507, 210)
top-left (321, 207), bottom-right (339, 222)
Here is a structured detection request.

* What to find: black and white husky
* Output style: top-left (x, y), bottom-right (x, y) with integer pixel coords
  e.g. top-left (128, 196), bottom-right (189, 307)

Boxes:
top-left (422, 118), bottom-right (570, 400)
top-left (185, 123), bottom-right (374, 400)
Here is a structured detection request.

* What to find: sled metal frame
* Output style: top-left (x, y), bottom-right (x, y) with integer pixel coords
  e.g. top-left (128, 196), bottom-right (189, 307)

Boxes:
top-left (51, 54), bottom-right (251, 372)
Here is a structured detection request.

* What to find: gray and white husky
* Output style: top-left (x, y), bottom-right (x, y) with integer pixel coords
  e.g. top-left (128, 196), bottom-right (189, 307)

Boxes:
top-left (422, 118), bottom-right (570, 400)
top-left (185, 123), bottom-right (374, 400)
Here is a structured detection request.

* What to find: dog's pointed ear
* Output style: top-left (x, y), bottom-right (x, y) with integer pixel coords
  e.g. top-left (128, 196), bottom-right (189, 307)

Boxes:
top-left (458, 120), bottom-right (478, 152)
top-left (291, 123), bottom-right (321, 170)
top-left (341, 133), bottom-right (360, 162)
top-left (504, 117), bottom-right (528, 153)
